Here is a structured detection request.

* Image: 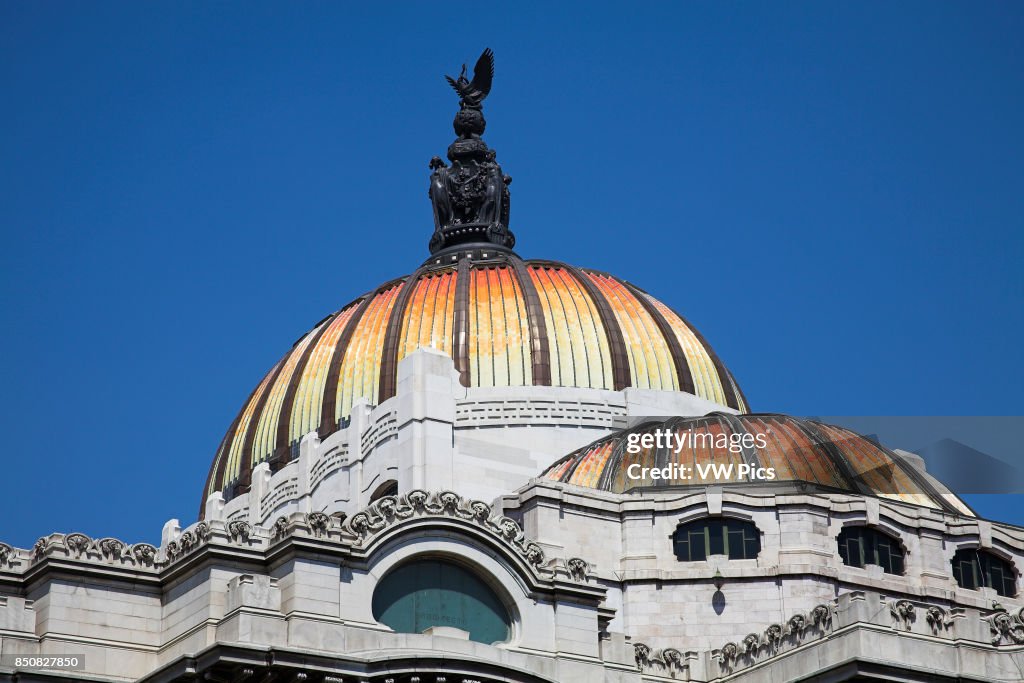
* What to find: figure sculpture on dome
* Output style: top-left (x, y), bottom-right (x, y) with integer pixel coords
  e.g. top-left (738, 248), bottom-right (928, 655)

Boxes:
top-left (428, 48), bottom-right (515, 254)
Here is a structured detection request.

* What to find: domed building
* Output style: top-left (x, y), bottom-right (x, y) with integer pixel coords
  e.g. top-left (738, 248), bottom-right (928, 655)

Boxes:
top-left (2, 52), bottom-right (1023, 683)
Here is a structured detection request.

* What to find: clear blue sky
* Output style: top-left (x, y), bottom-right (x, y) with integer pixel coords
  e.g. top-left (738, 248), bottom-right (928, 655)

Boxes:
top-left (1, 3), bottom-right (1022, 547)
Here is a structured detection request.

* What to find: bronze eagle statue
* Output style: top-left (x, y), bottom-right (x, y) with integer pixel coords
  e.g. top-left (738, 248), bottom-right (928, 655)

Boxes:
top-left (446, 48), bottom-right (494, 108)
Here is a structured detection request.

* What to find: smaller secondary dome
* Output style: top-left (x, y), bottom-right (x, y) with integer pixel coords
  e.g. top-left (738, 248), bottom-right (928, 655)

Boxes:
top-left (202, 248), bottom-right (748, 504)
top-left (542, 413), bottom-right (974, 515)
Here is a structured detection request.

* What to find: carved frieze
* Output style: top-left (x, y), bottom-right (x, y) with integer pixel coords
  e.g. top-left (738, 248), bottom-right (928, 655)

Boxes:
top-left (345, 490), bottom-right (552, 572)
top-left (714, 602), bottom-right (837, 669)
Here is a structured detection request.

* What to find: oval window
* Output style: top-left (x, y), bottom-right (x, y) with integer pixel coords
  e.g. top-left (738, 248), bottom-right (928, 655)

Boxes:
top-left (372, 559), bottom-right (511, 644)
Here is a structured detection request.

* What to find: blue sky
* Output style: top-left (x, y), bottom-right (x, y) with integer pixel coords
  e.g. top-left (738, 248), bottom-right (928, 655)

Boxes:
top-left (1, 3), bottom-right (1022, 547)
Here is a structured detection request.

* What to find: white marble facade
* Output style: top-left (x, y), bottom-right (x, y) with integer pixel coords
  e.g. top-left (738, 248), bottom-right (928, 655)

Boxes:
top-left (2, 347), bottom-right (1024, 682)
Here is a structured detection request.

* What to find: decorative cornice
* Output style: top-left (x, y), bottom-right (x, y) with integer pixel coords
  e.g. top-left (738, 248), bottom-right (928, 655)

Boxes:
top-left (713, 602), bottom-right (836, 671)
top-left (344, 490), bottom-right (550, 572)
top-left (633, 642), bottom-right (693, 676)
top-left (23, 532), bottom-right (161, 569)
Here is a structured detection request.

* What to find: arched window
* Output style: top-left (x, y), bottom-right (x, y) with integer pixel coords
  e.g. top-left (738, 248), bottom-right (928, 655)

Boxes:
top-left (372, 559), bottom-right (512, 644)
top-left (369, 480), bottom-right (398, 503)
top-left (951, 548), bottom-right (1017, 597)
top-left (672, 518), bottom-right (760, 561)
top-left (837, 526), bottom-right (905, 575)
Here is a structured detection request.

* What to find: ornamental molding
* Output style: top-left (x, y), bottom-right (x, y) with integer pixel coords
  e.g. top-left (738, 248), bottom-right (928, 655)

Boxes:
top-left (988, 606), bottom-right (1024, 646)
top-left (566, 557), bottom-right (589, 582)
top-left (714, 602), bottom-right (836, 670)
top-left (4, 491), bottom-right (592, 589)
top-left (344, 490), bottom-right (551, 573)
top-left (261, 491), bottom-right (598, 589)
top-left (0, 542), bottom-right (15, 568)
top-left (633, 642), bottom-right (693, 678)
top-left (889, 599), bottom-right (916, 631)
top-left (24, 533), bottom-right (161, 569)
top-left (886, 598), bottom-right (966, 636)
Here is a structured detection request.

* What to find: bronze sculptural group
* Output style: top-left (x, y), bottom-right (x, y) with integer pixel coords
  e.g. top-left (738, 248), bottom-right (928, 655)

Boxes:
top-left (428, 48), bottom-right (515, 254)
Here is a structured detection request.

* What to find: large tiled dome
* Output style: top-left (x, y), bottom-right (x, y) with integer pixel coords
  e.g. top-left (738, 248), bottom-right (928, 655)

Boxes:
top-left (202, 246), bottom-right (748, 501)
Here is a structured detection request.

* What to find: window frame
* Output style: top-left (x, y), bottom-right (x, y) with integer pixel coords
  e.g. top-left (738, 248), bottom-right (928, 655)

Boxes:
top-left (951, 547), bottom-right (1017, 597)
top-left (672, 517), bottom-right (761, 562)
top-left (836, 525), bottom-right (906, 576)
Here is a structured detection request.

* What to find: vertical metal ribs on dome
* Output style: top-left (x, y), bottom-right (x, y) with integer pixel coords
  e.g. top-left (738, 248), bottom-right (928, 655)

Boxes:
top-left (233, 355), bottom-right (291, 495)
top-left (318, 292), bottom-right (378, 438)
top-left (507, 256), bottom-right (552, 386)
top-left (619, 279), bottom-right (696, 395)
top-left (656, 293), bottom-right (742, 411)
top-left (452, 257), bottom-right (472, 386)
top-left (550, 261), bottom-right (632, 391)
top-left (202, 258), bottom-right (753, 507)
top-left (543, 414), bottom-right (974, 514)
top-left (378, 267), bottom-right (431, 403)
top-left (271, 311), bottom-right (342, 469)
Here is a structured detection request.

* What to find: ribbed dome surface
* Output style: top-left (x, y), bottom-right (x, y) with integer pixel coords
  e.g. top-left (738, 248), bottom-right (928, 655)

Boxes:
top-left (203, 249), bottom-right (748, 501)
top-left (542, 414), bottom-right (974, 515)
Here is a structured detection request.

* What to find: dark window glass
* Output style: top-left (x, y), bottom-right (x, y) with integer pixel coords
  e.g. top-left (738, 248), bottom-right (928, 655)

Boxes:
top-left (369, 480), bottom-right (398, 502)
top-left (951, 549), bottom-right (1017, 597)
top-left (837, 527), bottom-right (905, 575)
top-left (372, 559), bottom-right (511, 644)
top-left (672, 518), bottom-right (760, 561)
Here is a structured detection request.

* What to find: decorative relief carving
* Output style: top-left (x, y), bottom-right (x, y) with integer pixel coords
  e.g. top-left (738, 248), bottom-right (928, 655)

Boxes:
top-left (176, 522), bottom-right (211, 557)
top-left (227, 520), bottom-right (252, 544)
top-left (131, 543), bottom-right (157, 566)
top-left (662, 648), bottom-right (685, 676)
top-left (810, 602), bottom-right (833, 630)
top-left (714, 602), bottom-right (836, 669)
top-left (0, 542), bottom-right (13, 567)
top-left (31, 537), bottom-right (48, 562)
top-left (988, 607), bottom-right (1024, 646)
top-left (344, 490), bottom-right (555, 572)
top-left (889, 599), bottom-right (916, 631)
top-left (566, 557), bottom-right (589, 582)
top-left (763, 623), bottom-right (783, 649)
top-left (633, 642), bottom-right (651, 671)
top-left (16, 534), bottom-right (154, 569)
top-left (924, 605), bottom-right (953, 633)
top-left (97, 537), bottom-right (124, 560)
top-left (306, 511), bottom-right (330, 538)
top-left (178, 531), bottom-right (197, 554)
top-left (273, 516), bottom-right (290, 540)
top-left (164, 541), bottom-right (180, 562)
top-left (64, 533), bottom-right (91, 558)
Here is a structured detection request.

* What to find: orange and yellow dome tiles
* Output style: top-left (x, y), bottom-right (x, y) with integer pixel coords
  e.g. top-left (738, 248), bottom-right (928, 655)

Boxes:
top-left (542, 413), bottom-right (975, 515)
top-left (203, 251), bottom-right (748, 499)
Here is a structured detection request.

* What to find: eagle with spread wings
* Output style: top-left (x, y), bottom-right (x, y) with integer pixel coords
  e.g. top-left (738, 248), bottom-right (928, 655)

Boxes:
top-left (446, 48), bottom-right (494, 108)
